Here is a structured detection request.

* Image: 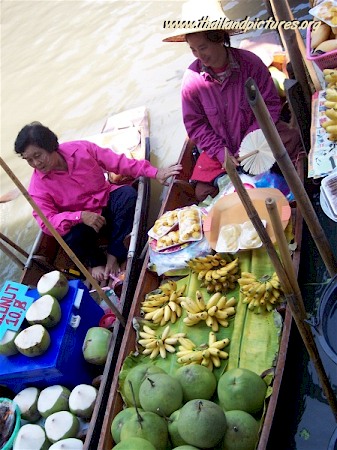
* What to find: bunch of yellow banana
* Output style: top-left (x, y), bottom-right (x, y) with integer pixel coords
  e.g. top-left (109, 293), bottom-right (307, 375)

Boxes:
top-left (181, 291), bottom-right (237, 331)
top-left (138, 324), bottom-right (186, 359)
top-left (187, 253), bottom-right (240, 293)
top-left (176, 332), bottom-right (230, 371)
top-left (322, 70), bottom-right (337, 141)
top-left (238, 271), bottom-right (284, 314)
top-left (140, 281), bottom-right (187, 326)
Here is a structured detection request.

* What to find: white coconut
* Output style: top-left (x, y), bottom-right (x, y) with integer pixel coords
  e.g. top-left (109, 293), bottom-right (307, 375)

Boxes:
top-left (14, 324), bottom-right (50, 357)
top-left (0, 329), bottom-right (19, 356)
top-left (44, 411), bottom-right (79, 443)
top-left (37, 385), bottom-right (70, 418)
top-left (13, 423), bottom-right (50, 450)
top-left (37, 270), bottom-right (69, 301)
top-left (25, 295), bottom-right (61, 328)
top-left (49, 438), bottom-right (84, 450)
top-left (69, 384), bottom-right (98, 419)
top-left (82, 327), bottom-right (112, 365)
top-left (13, 386), bottom-right (41, 422)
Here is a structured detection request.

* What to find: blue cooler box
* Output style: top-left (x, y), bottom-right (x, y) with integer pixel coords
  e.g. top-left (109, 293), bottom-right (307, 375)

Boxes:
top-left (0, 280), bottom-right (104, 393)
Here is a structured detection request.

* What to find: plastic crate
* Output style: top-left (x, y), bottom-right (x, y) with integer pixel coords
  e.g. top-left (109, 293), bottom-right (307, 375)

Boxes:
top-left (306, 26), bottom-right (337, 70)
top-left (0, 280), bottom-right (104, 393)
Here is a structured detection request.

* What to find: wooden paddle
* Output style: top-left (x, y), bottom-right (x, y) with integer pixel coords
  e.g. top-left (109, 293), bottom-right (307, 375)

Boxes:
top-left (225, 153), bottom-right (337, 420)
top-left (244, 77), bottom-right (337, 277)
top-left (0, 157), bottom-right (126, 327)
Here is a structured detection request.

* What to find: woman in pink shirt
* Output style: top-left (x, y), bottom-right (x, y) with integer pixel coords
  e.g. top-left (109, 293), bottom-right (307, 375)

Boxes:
top-left (164, 28), bottom-right (304, 201)
top-left (14, 122), bottom-right (182, 281)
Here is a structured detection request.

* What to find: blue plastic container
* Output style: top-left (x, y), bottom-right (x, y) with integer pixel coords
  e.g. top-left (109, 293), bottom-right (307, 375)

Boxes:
top-left (0, 280), bottom-right (104, 393)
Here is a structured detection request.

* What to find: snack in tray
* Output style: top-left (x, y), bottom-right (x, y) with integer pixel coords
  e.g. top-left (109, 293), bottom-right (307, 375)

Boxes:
top-left (156, 230), bottom-right (182, 249)
top-left (239, 220), bottom-right (264, 249)
top-left (178, 207), bottom-right (202, 242)
top-left (216, 224), bottom-right (241, 253)
top-left (148, 210), bottom-right (179, 239)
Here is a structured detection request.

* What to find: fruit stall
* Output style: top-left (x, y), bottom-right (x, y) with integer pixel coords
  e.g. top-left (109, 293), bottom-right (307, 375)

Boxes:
top-left (0, 271), bottom-right (110, 450)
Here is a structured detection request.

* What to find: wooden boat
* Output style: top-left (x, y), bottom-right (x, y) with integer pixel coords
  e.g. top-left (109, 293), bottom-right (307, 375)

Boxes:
top-left (0, 106), bottom-right (151, 449)
top-left (94, 130), bottom-right (304, 449)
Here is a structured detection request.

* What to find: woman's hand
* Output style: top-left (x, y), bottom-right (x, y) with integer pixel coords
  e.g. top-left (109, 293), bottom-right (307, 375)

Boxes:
top-left (155, 163), bottom-right (183, 185)
top-left (81, 211), bottom-right (106, 233)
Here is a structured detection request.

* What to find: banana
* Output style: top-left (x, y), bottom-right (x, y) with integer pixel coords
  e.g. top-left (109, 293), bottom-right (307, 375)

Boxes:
top-left (144, 310), bottom-right (159, 320)
top-left (208, 347), bottom-right (220, 356)
top-left (170, 311), bottom-right (177, 324)
top-left (164, 343), bottom-right (176, 353)
top-left (218, 350), bottom-right (229, 359)
top-left (163, 305), bottom-right (171, 322)
top-left (168, 301), bottom-right (177, 312)
top-left (214, 310), bottom-right (229, 320)
top-left (183, 316), bottom-right (201, 326)
top-left (207, 305), bottom-right (218, 316)
top-left (205, 270), bottom-right (214, 282)
top-left (216, 295), bottom-right (228, 309)
top-left (159, 342), bottom-right (167, 359)
top-left (208, 331), bottom-right (217, 346)
top-left (142, 325), bottom-right (156, 336)
top-left (187, 311), bottom-right (208, 320)
top-left (224, 297), bottom-right (237, 308)
top-left (150, 347), bottom-right (160, 359)
top-left (178, 337), bottom-right (196, 349)
top-left (175, 304), bottom-right (182, 318)
top-left (211, 270), bottom-right (222, 280)
top-left (210, 338), bottom-right (230, 349)
top-left (164, 337), bottom-right (179, 345)
top-left (217, 318), bottom-right (229, 327)
top-left (195, 290), bottom-right (206, 310)
top-left (197, 270), bottom-right (208, 280)
top-left (176, 284), bottom-right (187, 297)
top-left (211, 355), bottom-right (221, 368)
top-left (152, 307), bottom-right (164, 322)
top-left (161, 325), bottom-right (170, 340)
top-left (206, 292), bottom-right (222, 309)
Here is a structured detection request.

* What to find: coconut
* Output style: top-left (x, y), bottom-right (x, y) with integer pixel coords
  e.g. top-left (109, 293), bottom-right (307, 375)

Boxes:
top-left (49, 438), bottom-right (84, 450)
top-left (13, 386), bottom-right (41, 422)
top-left (14, 324), bottom-right (50, 357)
top-left (25, 295), bottom-right (62, 328)
top-left (37, 270), bottom-right (69, 300)
top-left (0, 329), bottom-right (19, 356)
top-left (37, 385), bottom-right (70, 418)
top-left (82, 327), bottom-right (112, 365)
top-left (44, 411), bottom-right (79, 443)
top-left (13, 423), bottom-right (50, 450)
top-left (69, 384), bottom-right (98, 419)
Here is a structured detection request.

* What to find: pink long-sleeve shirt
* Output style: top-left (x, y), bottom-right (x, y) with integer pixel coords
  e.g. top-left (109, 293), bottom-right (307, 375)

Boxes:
top-left (181, 47), bottom-right (281, 162)
top-left (28, 140), bottom-right (157, 236)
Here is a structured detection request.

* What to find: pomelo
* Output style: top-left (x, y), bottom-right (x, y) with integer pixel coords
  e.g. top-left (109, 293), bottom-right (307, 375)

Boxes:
top-left (174, 364), bottom-right (217, 401)
top-left (217, 368), bottom-right (267, 414)
top-left (220, 410), bottom-right (260, 450)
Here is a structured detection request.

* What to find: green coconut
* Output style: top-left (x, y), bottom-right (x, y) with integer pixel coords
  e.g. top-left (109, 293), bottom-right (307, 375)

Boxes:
top-left (82, 327), bottom-right (112, 365)
top-left (0, 329), bottom-right (20, 356)
top-left (25, 295), bottom-right (61, 328)
top-left (13, 386), bottom-right (41, 422)
top-left (49, 438), bottom-right (84, 449)
top-left (14, 324), bottom-right (50, 357)
top-left (37, 270), bottom-right (69, 300)
top-left (44, 411), bottom-right (79, 443)
top-left (69, 384), bottom-right (98, 419)
top-left (37, 385), bottom-right (70, 418)
top-left (13, 423), bottom-right (50, 450)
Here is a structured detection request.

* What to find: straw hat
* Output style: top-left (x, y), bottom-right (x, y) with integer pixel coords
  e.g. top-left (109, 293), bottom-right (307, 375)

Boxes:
top-left (162, 0), bottom-right (241, 42)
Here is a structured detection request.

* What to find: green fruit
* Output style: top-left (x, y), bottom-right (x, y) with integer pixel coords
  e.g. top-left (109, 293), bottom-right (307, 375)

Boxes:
top-left (37, 270), bottom-right (69, 300)
top-left (174, 365), bottom-right (217, 401)
top-left (173, 446), bottom-right (200, 450)
top-left (221, 410), bottom-right (260, 450)
top-left (122, 364), bottom-right (166, 407)
top-left (178, 399), bottom-right (227, 448)
top-left (139, 373), bottom-right (183, 417)
top-left (114, 436), bottom-right (156, 450)
top-left (217, 368), bottom-right (267, 414)
top-left (111, 407), bottom-right (138, 444)
top-left (168, 409), bottom-right (188, 447)
top-left (120, 410), bottom-right (168, 450)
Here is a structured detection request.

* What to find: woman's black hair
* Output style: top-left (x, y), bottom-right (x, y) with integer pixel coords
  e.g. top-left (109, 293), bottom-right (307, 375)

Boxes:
top-left (205, 30), bottom-right (231, 47)
top-left (14, 121), bottom-right (59, 155)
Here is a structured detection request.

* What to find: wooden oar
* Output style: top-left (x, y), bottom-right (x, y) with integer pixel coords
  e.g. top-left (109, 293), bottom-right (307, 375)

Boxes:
top-left (225, 154), bottom-right (337, 420)
top-left (0, 157), bottom-right (126, 327)
top-left (244, 77), bottom-right (337, 277)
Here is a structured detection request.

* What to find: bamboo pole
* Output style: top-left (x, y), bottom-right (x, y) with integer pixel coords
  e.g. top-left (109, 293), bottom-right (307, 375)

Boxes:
top-left (0, 231), bottom-right (29, 258)
top-left (225, 155), bottom-right (337, 420)
top-left (0, 157), bottom-right (126, 327)
top-left (0, 241), bottom-right (25, 269)
top-left (245, 77), bottom-right (337, 277)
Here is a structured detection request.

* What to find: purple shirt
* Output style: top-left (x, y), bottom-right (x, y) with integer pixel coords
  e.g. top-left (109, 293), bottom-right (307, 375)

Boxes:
top-left (181, 48), bottom-right (281, 162)
top-left (28, 140), bottom-right (157, 236)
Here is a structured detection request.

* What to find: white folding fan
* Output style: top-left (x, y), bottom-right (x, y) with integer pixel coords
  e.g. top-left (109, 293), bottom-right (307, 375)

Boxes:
top-left (238, 129), bottom-right (276, 175)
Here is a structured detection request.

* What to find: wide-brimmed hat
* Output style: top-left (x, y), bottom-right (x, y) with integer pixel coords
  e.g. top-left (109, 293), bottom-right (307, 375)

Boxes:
top-left (162, 0), bottom-right (242, 42)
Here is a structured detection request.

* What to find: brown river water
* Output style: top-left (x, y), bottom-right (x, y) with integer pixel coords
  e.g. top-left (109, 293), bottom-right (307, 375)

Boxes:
top-left (1, 1), bottom-right (336, 448)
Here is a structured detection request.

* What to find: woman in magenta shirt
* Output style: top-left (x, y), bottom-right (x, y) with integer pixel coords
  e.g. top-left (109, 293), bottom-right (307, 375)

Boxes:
top-left (165, 29), bottom-right (304, 201)
top-left (14, 122), bottom-right (182, 281)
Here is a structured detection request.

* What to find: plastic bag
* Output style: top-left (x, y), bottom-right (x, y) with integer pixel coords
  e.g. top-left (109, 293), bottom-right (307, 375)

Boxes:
top-left (149, 237), bottom-right (212, 275)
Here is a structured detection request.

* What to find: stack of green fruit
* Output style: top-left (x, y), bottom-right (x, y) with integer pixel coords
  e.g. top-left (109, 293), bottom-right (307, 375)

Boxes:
top-left (112, 364), bottom-right (267, 450)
